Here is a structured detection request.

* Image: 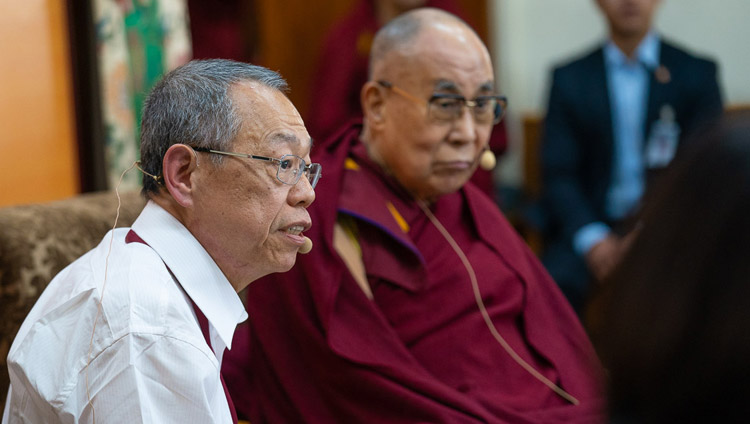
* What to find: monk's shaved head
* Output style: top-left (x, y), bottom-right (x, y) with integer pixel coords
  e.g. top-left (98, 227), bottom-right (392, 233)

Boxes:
top-left (359, 7), bottom-right (495, 202)
top-left (368, 8), bottom-right (480, 79)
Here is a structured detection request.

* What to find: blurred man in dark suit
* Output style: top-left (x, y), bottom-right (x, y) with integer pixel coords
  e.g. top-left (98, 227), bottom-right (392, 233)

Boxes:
top-left (541, 0), bottom-right (723, 311)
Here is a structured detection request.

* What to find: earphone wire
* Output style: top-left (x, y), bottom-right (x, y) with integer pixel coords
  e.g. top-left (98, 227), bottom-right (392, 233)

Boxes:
top-left (416, 199), bottom-right (580, 405)
top-left (85, 161), bottom-right (138, 423)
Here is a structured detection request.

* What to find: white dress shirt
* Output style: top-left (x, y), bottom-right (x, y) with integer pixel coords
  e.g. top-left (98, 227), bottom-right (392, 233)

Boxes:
top-left (3, 201), bottom-right (248, 423)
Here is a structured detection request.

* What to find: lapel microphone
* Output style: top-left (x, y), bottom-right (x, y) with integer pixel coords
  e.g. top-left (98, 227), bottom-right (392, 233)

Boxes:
top-left (479, 149), bottom-right (496, 171)
top-left (299, 236), bottom-right (313, 254)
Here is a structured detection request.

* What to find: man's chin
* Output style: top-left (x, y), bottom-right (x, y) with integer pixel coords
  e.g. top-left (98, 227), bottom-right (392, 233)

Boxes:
top-left (258, 253), bottom-right (298, 280)
top-left (281, 252), bottom-right (301, 270)
top-left (439, 174), bottom-right (471, 192)
top-left (614, 22), bottom-right (649, 37)
top-left (418, 183), bottom-right (466, 203)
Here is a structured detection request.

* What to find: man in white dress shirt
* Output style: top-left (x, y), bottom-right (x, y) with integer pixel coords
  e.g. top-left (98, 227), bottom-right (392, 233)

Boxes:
top-left (2, 59), bottom-right (319, 423)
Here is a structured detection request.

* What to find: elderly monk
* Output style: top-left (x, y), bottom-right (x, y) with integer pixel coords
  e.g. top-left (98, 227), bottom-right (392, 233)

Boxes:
top-left (3, 60), bottom-right (317, 423)
top-left (224, 9), bottom-right (604, 424)
top-left (307, 0), bottom-right (508, 201)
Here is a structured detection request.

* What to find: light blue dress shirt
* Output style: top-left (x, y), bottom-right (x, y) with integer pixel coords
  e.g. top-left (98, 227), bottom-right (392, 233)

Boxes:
top-left (573, 32), bottom-right (660, 256)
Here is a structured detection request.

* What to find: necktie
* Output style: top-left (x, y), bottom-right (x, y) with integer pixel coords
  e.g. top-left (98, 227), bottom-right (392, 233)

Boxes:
top-left (125, 230), bottom-right (239, 424)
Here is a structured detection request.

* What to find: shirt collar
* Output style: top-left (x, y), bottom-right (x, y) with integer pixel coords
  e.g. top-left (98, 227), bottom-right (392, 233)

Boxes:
top-left (604, 31), bottom-right (660, 69)
top-left (131, 201), bottom-right (248, 349)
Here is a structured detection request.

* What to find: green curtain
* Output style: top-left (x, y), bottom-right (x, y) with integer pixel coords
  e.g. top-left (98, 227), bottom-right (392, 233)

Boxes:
top-left (93, 0), bottom-right (192, 189)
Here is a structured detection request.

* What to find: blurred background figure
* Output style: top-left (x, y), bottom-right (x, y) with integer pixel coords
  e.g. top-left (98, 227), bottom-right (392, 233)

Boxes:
top-left (595, 111), bottom-right (750, 423)
top-left (187, 0), bottom-right (257, 63)
top-left (539, 0), bottom-right (723, 312)
top-left (307, 0), bottom-right (509, 202)
top-left (307, 0), bottom-right (458, 140)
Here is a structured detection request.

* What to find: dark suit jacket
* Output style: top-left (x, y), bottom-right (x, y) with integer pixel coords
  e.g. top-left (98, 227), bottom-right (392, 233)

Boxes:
top-left (540, 38), bottom-right (723, 309)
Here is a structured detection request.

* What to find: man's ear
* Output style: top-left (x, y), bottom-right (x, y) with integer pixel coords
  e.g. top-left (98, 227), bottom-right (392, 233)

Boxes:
top-left (162, 144), bottom-right (199, 207)
top-left (361, 81), bottom-right (387, 130)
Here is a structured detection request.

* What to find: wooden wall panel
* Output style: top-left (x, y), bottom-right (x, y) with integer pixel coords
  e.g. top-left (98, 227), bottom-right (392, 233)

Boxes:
top-left (0, 0), bottom-right (79, 207)
top-left (254, 0), bottom-right (354, 118)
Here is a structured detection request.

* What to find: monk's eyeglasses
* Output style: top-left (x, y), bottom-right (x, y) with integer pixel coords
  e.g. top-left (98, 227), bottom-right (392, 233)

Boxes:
top-left (192, 146), bottom-right (322, 189)
top-left (377, 80), bottom-right (508, 125)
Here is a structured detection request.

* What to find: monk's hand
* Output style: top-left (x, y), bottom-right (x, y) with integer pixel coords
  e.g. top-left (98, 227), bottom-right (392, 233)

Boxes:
top-left (585, 234), bottom-right (621, 282)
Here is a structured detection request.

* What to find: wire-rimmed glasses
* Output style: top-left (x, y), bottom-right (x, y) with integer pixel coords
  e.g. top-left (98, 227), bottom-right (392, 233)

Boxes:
top-left (193, 146), bottom-right (322, 189)
top-left (377, 80), bottom-right (507, 125)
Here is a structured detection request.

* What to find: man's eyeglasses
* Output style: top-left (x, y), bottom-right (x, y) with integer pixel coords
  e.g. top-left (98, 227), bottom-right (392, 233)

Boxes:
top-left (193, 146), bottom-right (322, 189)
top-left (377, 80), bottom-right (507, 125)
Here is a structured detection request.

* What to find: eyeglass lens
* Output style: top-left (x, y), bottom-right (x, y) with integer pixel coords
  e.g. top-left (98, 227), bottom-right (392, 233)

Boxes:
top-left (277, 155), bottom-right (321, 189)
top-left (429, 96), bottom-right (505, 124)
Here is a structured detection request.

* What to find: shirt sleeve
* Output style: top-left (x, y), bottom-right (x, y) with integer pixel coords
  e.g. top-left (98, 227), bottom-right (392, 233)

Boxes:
top-left (66, 332), bottom-right (231, 424)
top-left (2, 389), bottom-right (11, 423)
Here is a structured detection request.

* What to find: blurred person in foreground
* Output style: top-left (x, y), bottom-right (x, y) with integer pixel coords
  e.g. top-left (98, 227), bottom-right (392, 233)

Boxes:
top-left (540, 0), bottom-right (723, 312)
top-left (308, 0), bottom-right (508, 202)
top-left (224, 8), bottom-right (604, 423)
top-left (2, 59), bottom-right (317, 423)
top-left (596, 112), bottom-right (750, 423)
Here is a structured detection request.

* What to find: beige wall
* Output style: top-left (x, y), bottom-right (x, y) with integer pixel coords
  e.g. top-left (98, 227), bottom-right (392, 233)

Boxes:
top-left (0, 0), bottom-right (79, 206)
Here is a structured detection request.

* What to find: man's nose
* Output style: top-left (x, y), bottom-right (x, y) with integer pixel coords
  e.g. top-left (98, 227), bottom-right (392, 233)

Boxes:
top-left (290, 176), bottom-right (316, 207)
top-left (448, 107), bottom-right (477, 146)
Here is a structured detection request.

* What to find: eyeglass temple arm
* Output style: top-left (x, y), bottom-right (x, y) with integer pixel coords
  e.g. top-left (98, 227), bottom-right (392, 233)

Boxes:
top-left (195, 147), bottom-right (277, 163)
top-left (377, 80), bottom-right (425, 106)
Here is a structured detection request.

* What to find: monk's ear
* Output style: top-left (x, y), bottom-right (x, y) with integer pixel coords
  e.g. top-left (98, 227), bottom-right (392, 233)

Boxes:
top-left (162, 144), bottom-right (199, 207)
top-left (361, 81), bottom-right (387, 130)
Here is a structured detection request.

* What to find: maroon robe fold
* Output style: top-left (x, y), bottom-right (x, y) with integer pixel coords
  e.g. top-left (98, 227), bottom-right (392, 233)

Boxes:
top-left (223, 122), bottom-right (605, 423)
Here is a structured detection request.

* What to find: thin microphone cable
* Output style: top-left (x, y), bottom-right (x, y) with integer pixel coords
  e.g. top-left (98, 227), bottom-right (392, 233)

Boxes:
top-left (416, 199), bottom-right (580, 405)
top-left (84, 161), bottom-right (139, 423)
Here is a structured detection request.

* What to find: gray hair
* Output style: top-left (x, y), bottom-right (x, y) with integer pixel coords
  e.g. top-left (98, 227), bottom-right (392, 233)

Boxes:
top-left (139, 59), bottom-right (288, 195)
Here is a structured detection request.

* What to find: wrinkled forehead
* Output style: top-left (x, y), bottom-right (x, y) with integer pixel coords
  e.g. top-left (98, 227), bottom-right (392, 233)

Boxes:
top-left (429, 78), bottom-right (495, 96)
top-left (230, 82), bottom-right (312, 153)
top-left (385, 23), bottom-right (494, 94)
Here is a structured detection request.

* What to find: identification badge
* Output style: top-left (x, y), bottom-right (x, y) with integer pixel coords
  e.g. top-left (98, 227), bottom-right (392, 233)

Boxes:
top-left (646, 104), bottom-right (680, 168)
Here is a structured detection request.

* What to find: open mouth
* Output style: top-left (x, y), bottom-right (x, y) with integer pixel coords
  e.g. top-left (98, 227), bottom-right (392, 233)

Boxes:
top-left (286, 225), bottom-right (305, 236)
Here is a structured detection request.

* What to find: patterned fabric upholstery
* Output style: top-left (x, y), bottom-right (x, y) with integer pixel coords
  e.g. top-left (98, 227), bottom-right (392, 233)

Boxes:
top-left (0, 190), bottom-right (146, 409)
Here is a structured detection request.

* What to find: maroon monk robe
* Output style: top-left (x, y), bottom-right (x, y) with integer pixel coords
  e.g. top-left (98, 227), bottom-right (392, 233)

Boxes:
top-left (307, 0), bottom-right (507, 201)
top-left (344, 143), bottom-right (566, 415)
top-left (222, 122), bottom-right (605, 423)
top-left (187, 0), bottom-right (252, 62)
